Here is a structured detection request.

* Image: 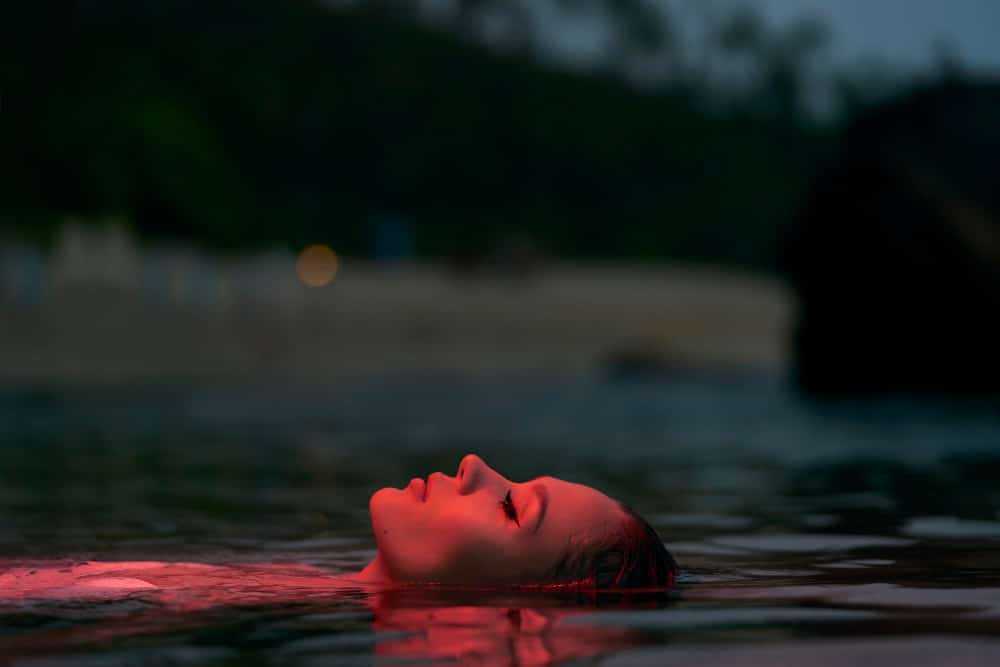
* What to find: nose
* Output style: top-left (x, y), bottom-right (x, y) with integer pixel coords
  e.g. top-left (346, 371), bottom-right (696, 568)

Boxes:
top-left (457, 453), bottom-right (506, 495)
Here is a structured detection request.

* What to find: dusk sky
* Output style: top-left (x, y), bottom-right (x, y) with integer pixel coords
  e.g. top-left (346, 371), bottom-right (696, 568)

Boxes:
top-left (753, 0), bottom-right (1000, 71)
top-left (507, 0), bottom-right (1000, 76)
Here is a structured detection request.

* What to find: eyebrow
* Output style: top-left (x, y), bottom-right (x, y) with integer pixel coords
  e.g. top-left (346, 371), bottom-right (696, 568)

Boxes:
top-left (531, 484), bottom-right (549, 535)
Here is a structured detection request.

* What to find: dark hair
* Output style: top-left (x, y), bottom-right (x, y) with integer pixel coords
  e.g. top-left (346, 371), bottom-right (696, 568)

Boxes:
top-left (543, 503), bottom-right (678, 590)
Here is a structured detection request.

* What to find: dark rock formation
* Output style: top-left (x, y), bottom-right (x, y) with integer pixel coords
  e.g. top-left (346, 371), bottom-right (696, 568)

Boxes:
top-left (779, 81), bottom-right (1000, 396)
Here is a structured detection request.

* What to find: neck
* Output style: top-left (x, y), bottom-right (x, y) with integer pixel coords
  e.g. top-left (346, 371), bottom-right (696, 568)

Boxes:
top-left (356, 552), bottom-right (391, 583)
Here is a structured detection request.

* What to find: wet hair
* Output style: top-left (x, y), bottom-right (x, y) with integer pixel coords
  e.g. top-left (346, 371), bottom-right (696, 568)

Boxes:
top-left (542, 503), bottom-right (678, 590)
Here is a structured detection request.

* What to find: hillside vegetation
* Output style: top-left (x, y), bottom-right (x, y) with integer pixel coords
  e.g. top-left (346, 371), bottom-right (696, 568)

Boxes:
top-left (2, 1), bottom-right (832, 268)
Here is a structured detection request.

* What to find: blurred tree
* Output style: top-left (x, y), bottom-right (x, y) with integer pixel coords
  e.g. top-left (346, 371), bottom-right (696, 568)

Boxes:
top-left (780, 80), bottom-right (1000, 395)
top-left (450, 0), bottom-right (535, 53)
top-left (0, 0), bottom-right (835, 268)
top-left (715, 6), bottom-right (765, 56)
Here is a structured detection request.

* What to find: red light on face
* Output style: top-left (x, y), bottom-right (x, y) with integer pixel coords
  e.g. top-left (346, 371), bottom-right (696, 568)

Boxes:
top-left (366, 453), bottom-right (673, 588)
top-left (406, 477), bottom-right (427, 502)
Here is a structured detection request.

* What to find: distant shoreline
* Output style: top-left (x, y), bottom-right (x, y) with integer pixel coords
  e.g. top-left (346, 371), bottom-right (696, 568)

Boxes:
top-left (0, 261), bottom-right (791, 386)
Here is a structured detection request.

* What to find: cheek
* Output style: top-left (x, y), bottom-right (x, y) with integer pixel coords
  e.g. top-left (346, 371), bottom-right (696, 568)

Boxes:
top-left (422, 521), bottom-right (511, 583)
top-left (369, 492), bottom-right (476, 580)
top-left (428, 511), bottom-right (546, 584)
top-left (370, 490), bottom-right (423, 556)
top-left (371, 493), bottom-right (533, 583)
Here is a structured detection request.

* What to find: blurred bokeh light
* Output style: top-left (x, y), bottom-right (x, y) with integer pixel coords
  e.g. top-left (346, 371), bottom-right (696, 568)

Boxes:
top-left (296, 244), bottom-right (339, 288)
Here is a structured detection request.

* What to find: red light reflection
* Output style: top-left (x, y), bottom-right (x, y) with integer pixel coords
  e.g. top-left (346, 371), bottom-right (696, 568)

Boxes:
top-left (0, 561), bottom-right (659, 665)
top-left (371, 593), bottom-right (647, 666)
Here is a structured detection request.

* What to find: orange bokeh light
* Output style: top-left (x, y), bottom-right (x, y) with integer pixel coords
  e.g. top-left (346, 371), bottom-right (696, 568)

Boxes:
top-left (296, 244), bottom-right (338, 287)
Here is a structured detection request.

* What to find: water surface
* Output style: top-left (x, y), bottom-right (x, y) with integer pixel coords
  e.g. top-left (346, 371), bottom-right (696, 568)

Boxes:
top-left (2, 375), bottom-right (1000, 665)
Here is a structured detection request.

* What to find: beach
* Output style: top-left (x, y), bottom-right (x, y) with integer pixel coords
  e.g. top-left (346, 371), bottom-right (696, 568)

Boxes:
top-left (1, 260), bottom-right (790, 384)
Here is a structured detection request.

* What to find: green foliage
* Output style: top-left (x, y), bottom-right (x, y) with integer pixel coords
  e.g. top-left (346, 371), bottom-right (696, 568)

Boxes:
top-left (0, 0), bottom-right (833, 267)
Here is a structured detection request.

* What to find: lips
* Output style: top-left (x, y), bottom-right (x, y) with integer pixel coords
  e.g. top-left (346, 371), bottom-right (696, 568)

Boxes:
top-left (407, 477), bottom-right (427, 502)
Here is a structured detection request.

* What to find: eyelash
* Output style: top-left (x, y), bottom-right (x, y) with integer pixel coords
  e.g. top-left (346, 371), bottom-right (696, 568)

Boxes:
top-left (500, 490), bottom-right (519, 526)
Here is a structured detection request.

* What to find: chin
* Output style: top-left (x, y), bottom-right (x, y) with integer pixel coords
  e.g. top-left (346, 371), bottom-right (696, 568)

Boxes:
top-left (369, 487), bottom-right (417, 550)
top-left (367, 489), bottom-right (446, 583)
top-left (368, 487), bottom-right (399, 532)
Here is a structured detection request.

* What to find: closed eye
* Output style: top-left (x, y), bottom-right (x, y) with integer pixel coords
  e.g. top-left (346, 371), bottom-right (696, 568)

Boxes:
top-left (500, 490), bottom-right (519, 526)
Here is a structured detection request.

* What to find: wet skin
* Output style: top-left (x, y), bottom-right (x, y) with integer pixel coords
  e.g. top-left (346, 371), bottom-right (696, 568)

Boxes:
top-left (359, 454), bottom-right (625, 585)
top-left (0, 566), bottom-right (644, 667)
top-left (0, 455), bottom-right (628, 599)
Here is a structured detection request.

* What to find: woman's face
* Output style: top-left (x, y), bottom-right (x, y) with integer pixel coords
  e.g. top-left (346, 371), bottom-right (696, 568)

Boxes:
top-left (368, 454), bottom-right (624, 585)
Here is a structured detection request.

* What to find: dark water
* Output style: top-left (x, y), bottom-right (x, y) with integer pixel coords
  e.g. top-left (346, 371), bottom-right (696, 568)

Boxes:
top-left (2, 375), bottom-right (1000, 665)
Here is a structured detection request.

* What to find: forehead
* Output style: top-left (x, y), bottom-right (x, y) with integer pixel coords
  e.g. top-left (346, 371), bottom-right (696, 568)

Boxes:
top-left (535, 476), bottom-right (621, 531)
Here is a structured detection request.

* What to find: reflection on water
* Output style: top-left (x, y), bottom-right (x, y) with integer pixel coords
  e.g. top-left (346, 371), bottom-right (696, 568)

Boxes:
top-left (371, 595), bottom-right (650, 666)
top-left (1, 376), bottom-right (999, 665)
